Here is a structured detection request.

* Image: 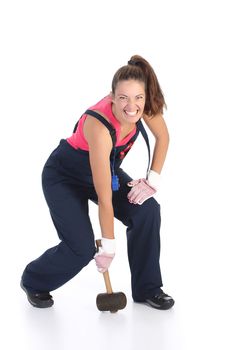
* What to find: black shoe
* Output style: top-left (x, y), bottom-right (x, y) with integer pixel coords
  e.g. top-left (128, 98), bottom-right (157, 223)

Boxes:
top-left (20, 280), bottom-right (54, 308)
top-left (144, 290), bottom-right (175, 310)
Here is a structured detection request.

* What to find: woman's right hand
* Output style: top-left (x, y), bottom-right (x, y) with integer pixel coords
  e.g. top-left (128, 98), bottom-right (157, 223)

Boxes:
top-left (94, 238), bottom-right (116, 273)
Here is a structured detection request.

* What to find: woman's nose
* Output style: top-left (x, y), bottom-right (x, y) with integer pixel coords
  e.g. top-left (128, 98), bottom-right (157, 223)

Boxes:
top-left (126, 99), bottom-right (136, 109)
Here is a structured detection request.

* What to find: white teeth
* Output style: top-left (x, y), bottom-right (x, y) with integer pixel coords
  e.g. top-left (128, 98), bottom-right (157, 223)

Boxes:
top-left (125, 111), bottom-right (137, 116)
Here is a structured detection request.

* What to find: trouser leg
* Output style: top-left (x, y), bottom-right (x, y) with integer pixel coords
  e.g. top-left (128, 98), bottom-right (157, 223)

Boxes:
top-left (22, 177), bottom-right (96, 293)
top-left (112, 169), bottom-right (163, 301)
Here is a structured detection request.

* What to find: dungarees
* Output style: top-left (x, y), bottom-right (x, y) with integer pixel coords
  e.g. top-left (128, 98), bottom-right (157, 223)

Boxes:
top-left (22, 110), bottom-right (163, 301)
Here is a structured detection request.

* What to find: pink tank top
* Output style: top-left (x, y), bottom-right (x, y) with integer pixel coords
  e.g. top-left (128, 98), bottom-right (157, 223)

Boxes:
top-left (67, 95), bottom-right (136, 150)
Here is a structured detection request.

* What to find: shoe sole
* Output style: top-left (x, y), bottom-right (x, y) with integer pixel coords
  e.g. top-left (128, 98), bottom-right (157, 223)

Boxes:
top-left (20, 281), bottom-right (54, 308)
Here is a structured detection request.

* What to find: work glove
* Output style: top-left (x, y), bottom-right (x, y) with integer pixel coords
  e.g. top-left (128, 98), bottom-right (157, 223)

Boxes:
top-left (127, 170), bottom-right (160, 205)
top-left (94, 238), bottom-right (116, 273)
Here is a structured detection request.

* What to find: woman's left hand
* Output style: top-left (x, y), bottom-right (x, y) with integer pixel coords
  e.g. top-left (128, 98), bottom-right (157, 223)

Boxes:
top-left (127, 170), bottom-right (160, 205)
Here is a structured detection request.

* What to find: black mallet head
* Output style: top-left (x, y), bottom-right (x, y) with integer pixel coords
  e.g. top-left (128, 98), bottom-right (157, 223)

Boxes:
top-left (96, 291), bottom-right (127, 312)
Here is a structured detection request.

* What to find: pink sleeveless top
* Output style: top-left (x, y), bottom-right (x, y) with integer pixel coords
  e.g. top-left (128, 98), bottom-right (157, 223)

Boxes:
top-left (66, 95), bottom-right (137, 151)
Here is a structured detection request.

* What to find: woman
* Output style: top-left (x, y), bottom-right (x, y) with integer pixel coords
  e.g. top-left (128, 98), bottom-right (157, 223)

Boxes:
top-left (21, 55), bottom-right (175, 310)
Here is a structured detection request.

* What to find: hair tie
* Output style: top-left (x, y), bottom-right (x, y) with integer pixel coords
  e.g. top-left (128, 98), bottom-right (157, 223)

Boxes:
top-left (128, 60), bottom-right (137, 66)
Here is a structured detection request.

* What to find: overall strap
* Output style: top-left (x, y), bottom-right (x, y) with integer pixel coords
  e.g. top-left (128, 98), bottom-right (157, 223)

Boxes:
top-left (136, 119), bottom-right (151, 177)
top-left (73, 110), bottom-right (117, 147)
top-left (84, 109), bottom-right (117, 147)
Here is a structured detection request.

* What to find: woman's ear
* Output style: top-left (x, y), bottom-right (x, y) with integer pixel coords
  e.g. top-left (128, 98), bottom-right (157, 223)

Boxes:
top-left (109, 91), bottom-right (114, 102)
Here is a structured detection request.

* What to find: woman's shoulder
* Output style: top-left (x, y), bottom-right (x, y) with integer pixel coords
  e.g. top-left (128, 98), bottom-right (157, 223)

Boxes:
top-left (85, 94), bottom-right (113, 124)
top-left (88, 95), bottom-right (112, 112)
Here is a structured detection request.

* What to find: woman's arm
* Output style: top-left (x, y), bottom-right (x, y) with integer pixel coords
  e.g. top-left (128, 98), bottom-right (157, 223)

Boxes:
top-left (143, 113), bottom-right (170, 174)
top-left (83, 116), bottom-right (114, 239)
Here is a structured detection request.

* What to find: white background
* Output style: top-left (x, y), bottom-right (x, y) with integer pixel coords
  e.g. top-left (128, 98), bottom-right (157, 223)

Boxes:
top-left (1, 0), bottom-right (233, 349)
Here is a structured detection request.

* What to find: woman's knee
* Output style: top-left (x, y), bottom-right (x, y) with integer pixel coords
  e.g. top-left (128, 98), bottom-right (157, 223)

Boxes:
top-left (55, 239), bottom-right (96, 270)
top-left (135, 197), bottom-right (160, 218)
top-left (72, 240), bottom-right (96, 263)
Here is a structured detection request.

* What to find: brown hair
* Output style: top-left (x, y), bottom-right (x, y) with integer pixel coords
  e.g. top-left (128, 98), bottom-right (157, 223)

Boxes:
top-left (111, 55), bottom-right (167, 117)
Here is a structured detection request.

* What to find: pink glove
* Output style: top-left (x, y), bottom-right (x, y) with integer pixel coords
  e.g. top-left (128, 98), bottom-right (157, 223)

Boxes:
top-left (94, 238), bottom-right (115, 273)
top-left (127, 178), bottom-right (156, 205)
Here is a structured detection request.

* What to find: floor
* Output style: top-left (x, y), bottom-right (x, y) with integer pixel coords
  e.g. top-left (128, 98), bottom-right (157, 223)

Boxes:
top-left (3, 206), bottom-right (233, 350)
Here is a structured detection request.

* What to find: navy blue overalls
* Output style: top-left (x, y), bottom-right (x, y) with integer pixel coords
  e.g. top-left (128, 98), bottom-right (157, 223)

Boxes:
top-left (22, 110), bottom-right (163, 301)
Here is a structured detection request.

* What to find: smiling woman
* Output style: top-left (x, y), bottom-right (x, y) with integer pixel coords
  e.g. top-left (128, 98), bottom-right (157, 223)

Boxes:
top-left (111, 80), bottom-right (146, 127)
top-left (20, 54), bottom-right (174, 311)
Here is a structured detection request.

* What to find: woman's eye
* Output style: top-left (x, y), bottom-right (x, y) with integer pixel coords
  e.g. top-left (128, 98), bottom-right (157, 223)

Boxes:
top-left (136, 95), bottom-right (143, 100)
top-left (119, 96), bottom-right (127, 101)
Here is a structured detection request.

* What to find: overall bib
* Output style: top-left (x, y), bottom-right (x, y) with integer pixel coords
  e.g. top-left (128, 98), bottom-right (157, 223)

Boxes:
top-left (22, 111), bottom-right (163, 301)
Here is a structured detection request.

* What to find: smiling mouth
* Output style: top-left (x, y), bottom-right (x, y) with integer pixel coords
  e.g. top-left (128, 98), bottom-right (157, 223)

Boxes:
top-left (124, 110), bottom-right (138, 116)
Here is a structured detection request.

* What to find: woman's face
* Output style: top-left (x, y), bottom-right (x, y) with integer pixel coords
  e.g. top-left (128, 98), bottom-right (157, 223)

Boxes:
top-left (111, 79), bottom-right (146, 126)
